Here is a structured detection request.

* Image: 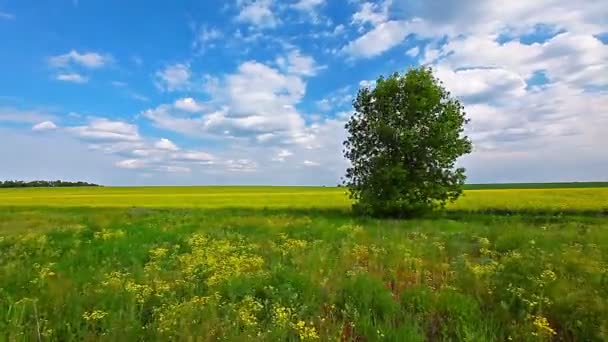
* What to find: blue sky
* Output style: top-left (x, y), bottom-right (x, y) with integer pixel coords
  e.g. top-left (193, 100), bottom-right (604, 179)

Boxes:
top-left (0, 0), bottom-right (607, 185)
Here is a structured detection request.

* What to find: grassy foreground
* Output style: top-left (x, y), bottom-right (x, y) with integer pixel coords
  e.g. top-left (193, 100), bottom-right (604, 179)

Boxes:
top-left (0, 187), bottom-right (607, 341)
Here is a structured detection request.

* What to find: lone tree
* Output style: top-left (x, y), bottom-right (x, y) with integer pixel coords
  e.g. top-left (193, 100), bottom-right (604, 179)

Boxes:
top-left (343, 67), bottom-right (472, 217)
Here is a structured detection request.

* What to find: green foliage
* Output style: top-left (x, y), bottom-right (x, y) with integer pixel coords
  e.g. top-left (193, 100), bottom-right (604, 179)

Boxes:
top-left (0, 179), bottom-right (100, 188)
top-left (1, 204), bottom-right (607, 340)
top-left (343, 67), bottom-right (472, 217)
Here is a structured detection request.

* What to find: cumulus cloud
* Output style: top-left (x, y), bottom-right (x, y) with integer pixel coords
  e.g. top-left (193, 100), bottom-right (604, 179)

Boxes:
top-left (315, 86), bottom-right (353, 112)
top-left (68, 118), bottom-right (141, 142)
top-left (56, 73), bottom-right (88, 83)
top-left (303, 160), bottom-right (320, 166)
top-left (154, 138), bottom-right (179, 151)
top-left (174, 97), bottom-right (204, 112)
top-left (32, 121), bottom-right (58, 132)
top-left (144, 57), bottom-right (309, 141)
top-left (49, 50), bottom-right (111, 69)
top-left (272, 149), bottom-right (293, 162)
top-left (276, 50), bottom-right (324, 76)
top-left (342, 20), bottom-right (411, 58)
top-left (351, 0), bottom-right (391, 27)
top-left (236, 0), bottom-right (278, 28)
top-left (292, 0), bottom-right (324, 11)
top-left (406, 46), bottom-right (420, 57)
top-left (155, 63), bottom-right (191, 91)
top-left (192, 25), bottom-right (223, 52)
top-left (0, 108), bottom-right (56, 124)
top-left (225, 159), bottom-right (257, 172)
top-left (434, 66), bottom-right (527, 100)
top-left (115, 159), bottom-right (146, 169)
top-left (424, 32), bottom-right (608, 88)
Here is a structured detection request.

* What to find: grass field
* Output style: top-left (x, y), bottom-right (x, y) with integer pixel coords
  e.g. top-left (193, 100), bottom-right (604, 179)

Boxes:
top-left (1, 186), bottom-right (607, 340)
top-left (1, 186), bottom-right (607, 213)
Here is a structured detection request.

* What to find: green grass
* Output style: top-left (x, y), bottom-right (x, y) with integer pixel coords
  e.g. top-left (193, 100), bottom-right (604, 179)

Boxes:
top-left (1, 186), bottom-right (607, 213)
top-left (0, 187), bottom-right (607, 341)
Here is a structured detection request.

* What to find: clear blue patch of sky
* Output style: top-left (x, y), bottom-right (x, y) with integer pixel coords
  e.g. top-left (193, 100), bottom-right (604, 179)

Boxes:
top-left (497, 24), bottom-right (565, 45)
top-left (595, 32), bottom-right (608, 44)
top-left (525, 70), bottom-right (550, 89)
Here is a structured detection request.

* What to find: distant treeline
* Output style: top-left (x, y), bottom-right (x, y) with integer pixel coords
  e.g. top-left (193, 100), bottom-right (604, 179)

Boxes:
top-left (464, 182), bottom-right (608, 190)
top-left (0, 180), bottom-right (101, 188)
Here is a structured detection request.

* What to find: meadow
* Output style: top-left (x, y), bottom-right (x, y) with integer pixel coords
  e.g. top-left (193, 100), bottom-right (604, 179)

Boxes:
top-left (0, 186), bottom-right (607, 341)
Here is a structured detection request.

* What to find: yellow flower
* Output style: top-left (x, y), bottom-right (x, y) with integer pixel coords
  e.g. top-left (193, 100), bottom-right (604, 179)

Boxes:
top-left (94, 229), bottom-right (125, 240)
top-left (149, 247), bottom-right (169, 259)
top-left (237, 296), bottom-right (263, 328)
top-left (83, 310), bottom-right (108, 322)
top-left (293, 320), bottom-right (319, 340)
top-left (541, 269), bottom-right (557, 283)
top-left (532, 315), bottom-right (557, 336)
top-left (273, 305), bottom-right (293, 326)
top-left (478, 237), bottom-right (491, 248)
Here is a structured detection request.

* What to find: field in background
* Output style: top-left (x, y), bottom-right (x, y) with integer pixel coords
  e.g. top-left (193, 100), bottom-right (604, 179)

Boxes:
top-left (0, 186), bottom-right (607, 340)
top-left (1, 186), bottom-right (607, 213)
top-left (464, 182), bottom-right (608, 189)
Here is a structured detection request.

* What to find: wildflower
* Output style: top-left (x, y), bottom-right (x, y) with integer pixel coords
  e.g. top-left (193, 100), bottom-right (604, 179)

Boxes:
top-left (149, 247), bottom-right (169, 259)
top-left (541, 269), bottom-right (557, 283)
top-left (532, 315), bottom-right (557, 336)
top-left (125, 281), bottom-right (153, 304)
top-left (94, 229), bottom-right (125, 240)
top-left (237, 296), bottom-right (263, 328)
top-left (83, 310), bottom-right (108, 322)
top-left (478, 237), bottom-right (491, 248)
top-left (293, 320), bottom-right (319, 340)
top-left (273, 305), bottom-right (293, 326)
top-left (281, 238), bottom-right (308, 255)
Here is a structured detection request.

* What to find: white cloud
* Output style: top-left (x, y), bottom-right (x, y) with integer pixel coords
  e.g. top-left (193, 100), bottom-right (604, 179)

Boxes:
top-left (116, 159), bottom-right (146, 169)
top-left (68, 118), bottom-right (141, 142)
top-left (272, 149), bottom-right (293, 162)
top-left (162, 165), bottom-right (192, 173)
top-left (315, 86), bottom-right (354, 112)
top-left (303, 160), bottom-right (320, 166)
top-left (0, 108), bottom-right (56, 124)
top-left (32, 121), bottom-right (58, 132)
top-left (424, 32), bottom-right (608, 88)
top-left (225, 159), bottom-right (257, 172)
top-left (172, 151), bottom-right (215, 163)
top-left (154, 138), bottom-right (179, 151)
top-left (434, 66), bottom-right (527, 99)
top-left (49, 50), bottom-right (111, 69)
top-left (174, 97), bottom-right (203, 112)
top-left (342, 20), bottom-right (411, 58)
top-left (236, 0), bottom-right (278, 28)
top-left (351, 0), bottom-right (391, 27)
top-left (56, 73), bottom-right (88, 83)
top-left (359, 79), bottom-right (376, 89)
top-left (292, 0), bottom-right (324, 11)
top-left (155, 63), bottom-right (191, 91)
top-left (406, 46), bottom-right (420, 57)
top-left (391, 0), bottom-right (608, 37)
top-left (192, 25), bottom-right (223, 52)
top-left (276, 50), bottom-right (323, 76)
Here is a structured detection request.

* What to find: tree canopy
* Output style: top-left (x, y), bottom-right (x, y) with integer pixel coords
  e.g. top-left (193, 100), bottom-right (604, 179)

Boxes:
top-left (343, 67), bottom-right (472, 217)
